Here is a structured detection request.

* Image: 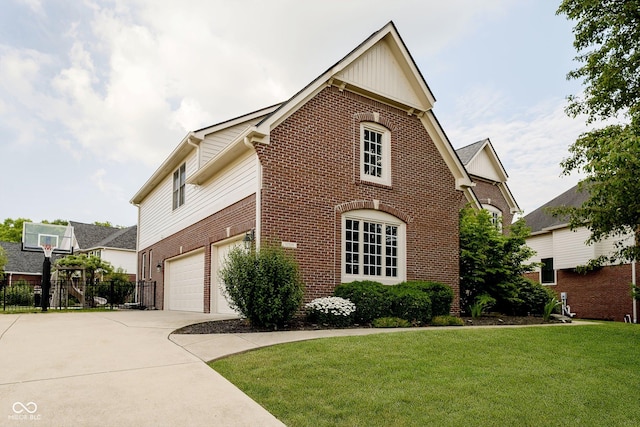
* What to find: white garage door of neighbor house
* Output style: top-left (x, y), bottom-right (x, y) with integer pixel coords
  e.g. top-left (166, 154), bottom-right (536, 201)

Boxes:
top-left (166, 249), bottom-right (205, 312)
top-left (212, 238), bottom-right (243, 315)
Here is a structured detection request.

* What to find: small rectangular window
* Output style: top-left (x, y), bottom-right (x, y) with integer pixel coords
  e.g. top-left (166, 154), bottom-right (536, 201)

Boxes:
top-left (173, 163), bottom-right (186, 210)
top-left (360, 123), bottom-right (391, 186)
top-left (541, 258), bottom-right (554, 284)
top-left (142, 252), bottom-right (147, 280)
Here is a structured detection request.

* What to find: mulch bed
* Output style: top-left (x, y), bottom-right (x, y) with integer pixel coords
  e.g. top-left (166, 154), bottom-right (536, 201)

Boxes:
top-left (173, 315), bottom-right (557, 334)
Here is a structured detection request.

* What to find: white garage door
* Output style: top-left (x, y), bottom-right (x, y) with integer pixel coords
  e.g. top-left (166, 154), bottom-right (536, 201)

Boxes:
top-left (211, 238), bottom-right (243, 315)
top-left (166, 249), bottom-right (205, 312)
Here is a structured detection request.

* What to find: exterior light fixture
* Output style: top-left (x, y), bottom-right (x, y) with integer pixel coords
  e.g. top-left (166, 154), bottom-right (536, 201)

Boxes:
top-left (243, 229), bottom-right (255, 250)
top-left (156, 262), bottom-right (162, 273)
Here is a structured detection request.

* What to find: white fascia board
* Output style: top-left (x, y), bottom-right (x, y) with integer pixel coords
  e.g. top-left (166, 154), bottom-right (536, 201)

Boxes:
top-left (192, 104), bottom-right (280, 139)
top-left (130, 132), bottom-right (202, 205)
top-left (256, 22), bottom-right (435, 135)
top-left (420, 111), bottom-right (475, 192)
top-left (498, 182), bottom-right (521, 214)
top-left (186, 126), bottom-right (266, 186)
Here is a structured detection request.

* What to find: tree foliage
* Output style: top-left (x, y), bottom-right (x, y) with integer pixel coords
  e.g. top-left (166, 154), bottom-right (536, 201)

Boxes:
top-left (0, 218), bottom-right (68, 243)
top-left (54, 254), bottom-right (114, 284)
top-left (558, 0), bottom-right (640, 122)
top-left (555, 1), bottom-right (640, 261)
top-left (459, 207), bottom-right (538, 314)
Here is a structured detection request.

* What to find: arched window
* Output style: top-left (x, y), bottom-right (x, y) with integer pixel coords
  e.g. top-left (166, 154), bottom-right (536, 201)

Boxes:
top-left (360, 122), bottom-right (391, 186)
top-left (483, 204), bottom-right (503, 231)
top-left (342, 209), bottom-right (406, 285)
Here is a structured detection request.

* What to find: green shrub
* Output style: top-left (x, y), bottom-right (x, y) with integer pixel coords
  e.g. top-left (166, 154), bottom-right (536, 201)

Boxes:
top-left (4, 283), bottom-right (34, 306)
top-left (396, 281), bottom-right (453, 316)
top-left (470, 294), bottom-right (495, 318)
top-left (305, 296), bottom-right (356, 327)
top-left (389, 287), bottom-right (432, 324)
top-left (221, 245), bottom-right (304, 330)
top-left (372, 317), bottom-right (411, 328)
top-left (334, 281), bottom-right (392, 323)
top-left (543, 297), bottom-right (561, 321)
top-left (512, 278), bottom-right (557, 316)
top-left (430, 315), bottom-right (464, 326)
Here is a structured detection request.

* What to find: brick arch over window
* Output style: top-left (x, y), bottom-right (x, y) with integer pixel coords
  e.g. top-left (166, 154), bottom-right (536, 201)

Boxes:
top-left (334, 200), bottom-right (413, 224)
top-left (353, 112), bottom-right (396, 131)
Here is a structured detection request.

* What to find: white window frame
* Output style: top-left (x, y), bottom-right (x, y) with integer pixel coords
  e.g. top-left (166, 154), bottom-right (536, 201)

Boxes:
top-left (360, 122), bottom-right (391, 186)
top-left (483, 204), bottom-right (503, 232)
top-left (173, 163), bottom-right (186, 210)
top-left (342, 209), bottom-right (406, 285)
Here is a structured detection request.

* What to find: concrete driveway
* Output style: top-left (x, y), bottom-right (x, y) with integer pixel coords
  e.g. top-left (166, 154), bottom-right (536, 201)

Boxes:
top-left (0, 310), bottom-right (285, 427)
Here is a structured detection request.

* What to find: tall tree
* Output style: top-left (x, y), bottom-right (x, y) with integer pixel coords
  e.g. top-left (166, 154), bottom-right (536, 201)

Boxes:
top-left (0, 218), bottom-right (32, 242)
top-left (459, 208), bottom-right (537, 314)
top-left (555, 1), bottom-right (640, 262)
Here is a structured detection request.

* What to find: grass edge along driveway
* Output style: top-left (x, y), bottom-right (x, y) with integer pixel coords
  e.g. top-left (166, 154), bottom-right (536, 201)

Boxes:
top-left (211, 323), bottom-right (640, 427)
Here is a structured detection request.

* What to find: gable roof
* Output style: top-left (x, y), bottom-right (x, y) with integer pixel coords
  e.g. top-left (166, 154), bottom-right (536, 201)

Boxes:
top-left (158, 21), bottom-right (477, 207)
top-left (523, 185), bottom-right (588, 234)
top-left (69, 222), bottom-right (137, 251)
top-left (0, 241), bottom-right (49, 275)
top-left (456, 138), bottom-right (520, 214)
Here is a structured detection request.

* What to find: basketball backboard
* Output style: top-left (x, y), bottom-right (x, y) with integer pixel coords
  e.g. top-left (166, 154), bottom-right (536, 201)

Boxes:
top-left (22, 222), bottom-right (76, 255)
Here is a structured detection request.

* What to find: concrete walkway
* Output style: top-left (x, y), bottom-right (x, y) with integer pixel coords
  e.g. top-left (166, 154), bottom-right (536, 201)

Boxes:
top-left (0, 311), bottom-right (284, 427)
top-left (0, 311), bottom-right (592, 426)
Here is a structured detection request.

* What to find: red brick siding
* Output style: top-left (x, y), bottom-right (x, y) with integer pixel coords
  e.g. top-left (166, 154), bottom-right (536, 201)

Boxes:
top-left (138, 195), bottom-right (256, 312)
top-left (471, 179), bottom-right (514, 228)
top-left (256, 86), bottom-right (464, 313)
top-left (525, 264), bottom-right (636, 321)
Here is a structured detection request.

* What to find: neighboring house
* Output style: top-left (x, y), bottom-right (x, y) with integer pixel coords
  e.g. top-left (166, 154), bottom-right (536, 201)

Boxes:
top-left (455, 138), bottom-right (520, 229)
top-left (130, 22), bottom-right (520, 314)
top-left (0, 241), bottom-right (49, 284)
top-left (523, 185), bottom-right (636, 322)
top-left (70, 221), bottom-right (138, 280)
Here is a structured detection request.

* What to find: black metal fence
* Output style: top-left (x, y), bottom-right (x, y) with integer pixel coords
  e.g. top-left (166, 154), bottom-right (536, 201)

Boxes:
top-left (0, 279), bottom-right (156, 312)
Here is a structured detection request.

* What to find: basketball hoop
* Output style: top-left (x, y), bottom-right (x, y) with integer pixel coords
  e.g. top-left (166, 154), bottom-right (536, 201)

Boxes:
top-left (41, 244), bottom-right (54, 258)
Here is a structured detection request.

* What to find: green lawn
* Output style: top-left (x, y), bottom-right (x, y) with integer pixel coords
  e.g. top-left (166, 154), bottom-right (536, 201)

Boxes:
top-left (210, 323), bottom-right (640, 427)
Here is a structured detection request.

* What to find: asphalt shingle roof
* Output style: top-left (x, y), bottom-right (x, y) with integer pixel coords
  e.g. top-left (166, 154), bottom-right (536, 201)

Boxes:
top-left (0, 241), bottom-right (59, 275)
top-left (455, 139), bottom-right (486, 165)
top-left (69, 222), bottom-right (136, 250)
top-left (522, 184), bottom-right (589, 233)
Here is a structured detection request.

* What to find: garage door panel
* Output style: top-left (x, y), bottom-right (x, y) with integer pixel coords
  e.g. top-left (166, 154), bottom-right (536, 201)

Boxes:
top-left (212, 239), bottom-right (242, 315)
top-left (167, 250), bottom-right (204, 312)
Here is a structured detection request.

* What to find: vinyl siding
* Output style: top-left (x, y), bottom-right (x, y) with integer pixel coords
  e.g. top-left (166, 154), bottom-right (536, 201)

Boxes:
top-left (138, 149), bottom-right (257, 249)
top-left (200, 121), bottom-right (261, 166)
top-left (526, 233), bottom-right (553, 263)
top-left (552, 227), bottom-right (594, 269)
top-left (467, 150), bottom-right (501, 182)
top-left (102, 248), bottom-right (137, 274)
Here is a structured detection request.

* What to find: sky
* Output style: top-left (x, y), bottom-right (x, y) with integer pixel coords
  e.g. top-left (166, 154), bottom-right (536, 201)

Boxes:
top-left (0, 0), bottom-right (593, 227)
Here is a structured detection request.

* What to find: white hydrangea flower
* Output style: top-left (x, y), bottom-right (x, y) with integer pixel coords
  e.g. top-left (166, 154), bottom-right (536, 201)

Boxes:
top-left (305, 296), bottom-right (356, 317)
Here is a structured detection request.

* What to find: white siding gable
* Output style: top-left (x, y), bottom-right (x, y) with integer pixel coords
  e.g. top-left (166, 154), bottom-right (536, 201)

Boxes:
top-left (102, 248), bottom-right (137, 274)
top-left (335, 40), bottom-right (421, 109)
top-left (200, 120), bottom-right (262, 167)
top-left (467, 149), bottom-right (501, 182)
top-left (138, 149), bottom-right (257, 249)
top-left (526, 234), bottom-right (553, 263)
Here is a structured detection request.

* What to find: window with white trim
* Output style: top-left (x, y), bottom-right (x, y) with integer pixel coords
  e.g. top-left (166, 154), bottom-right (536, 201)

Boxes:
top-left (173, 163), bottom-right (186, 210)
top-left (360, 123), bottom-right (391, 186)
top-left (483, 205), bottom-right (503, 231)
top-left (541, 258), bottom-right (555, 284)
top-left (343, 210), bottom-right (405, 284)
top-left (142, 252), bottom-right (147, 280)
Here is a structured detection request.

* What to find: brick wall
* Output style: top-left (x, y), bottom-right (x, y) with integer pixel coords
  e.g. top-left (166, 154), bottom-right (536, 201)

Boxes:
top-left (137, 195), bottom-right (256, 312)
top-left (471, 179), bottom-right (515, 228)
top-left (256, 86), bottom-right (464, 313)
top-left (525, 264), bottom-right (636, 321)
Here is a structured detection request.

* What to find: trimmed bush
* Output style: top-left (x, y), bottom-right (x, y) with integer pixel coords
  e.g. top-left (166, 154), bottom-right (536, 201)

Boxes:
top-left (396, 281), bottom-right (453, 316)
top-left (389, 287), bottom-right (432, 324)
top-left (372, 317), bottom-right (411, 328)
top-left (334, 281), bottom-right (392, 324)
top-left (305, 297), bottom-right (356, 327)
top-left (221, 245), bottom-right (304, 329)
top-left (431, 315), bottom-right (464, 327)
top-left (512, 278), bottom-right (557, 316)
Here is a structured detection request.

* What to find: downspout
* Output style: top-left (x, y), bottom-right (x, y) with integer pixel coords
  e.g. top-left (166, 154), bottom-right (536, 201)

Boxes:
top-left (245, 136), bottom-right (261, 250)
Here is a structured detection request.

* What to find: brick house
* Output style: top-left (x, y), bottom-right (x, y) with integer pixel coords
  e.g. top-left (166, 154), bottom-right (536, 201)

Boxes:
top-left (456, 138), bottom-right (520, 229)
top-left (523, 185), bottom-right (637, 322)
top-left (130, 22), bottom-right (520, 315)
